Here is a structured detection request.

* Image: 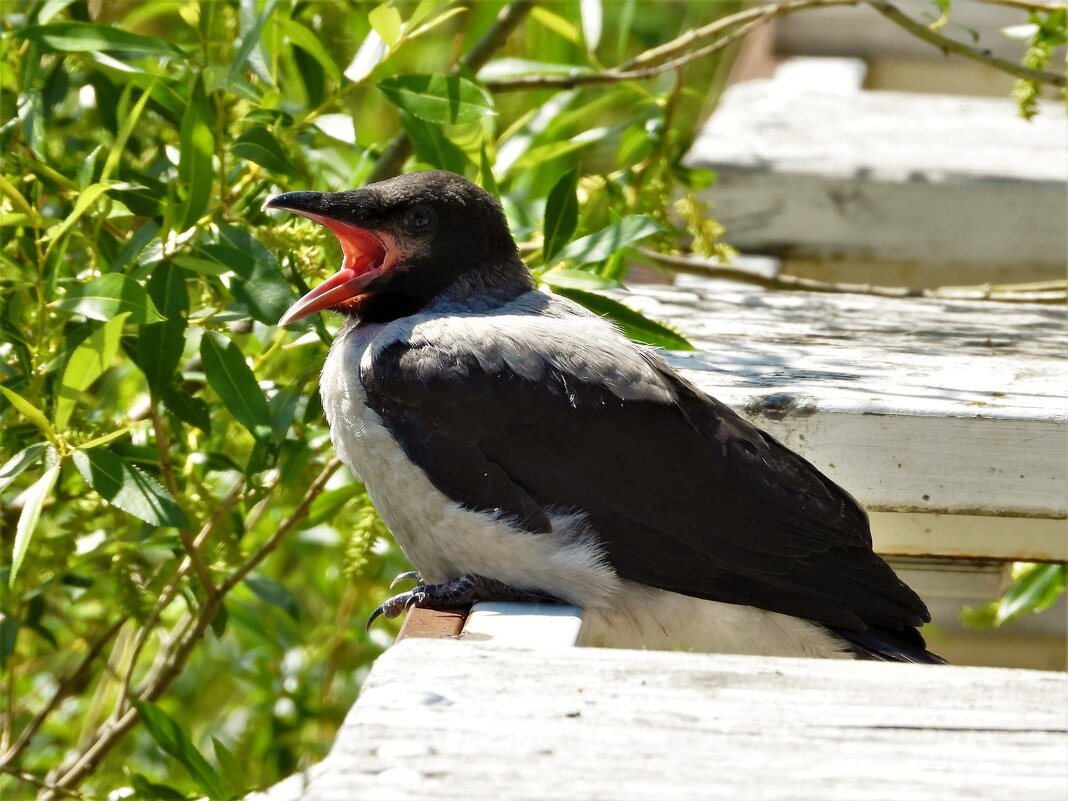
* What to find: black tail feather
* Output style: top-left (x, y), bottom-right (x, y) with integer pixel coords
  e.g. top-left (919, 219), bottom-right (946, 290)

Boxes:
top-left (830, 625), bottom-right (948, 664)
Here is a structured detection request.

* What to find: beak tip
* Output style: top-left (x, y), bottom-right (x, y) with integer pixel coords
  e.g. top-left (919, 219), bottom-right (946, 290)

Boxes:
top-left (262, 195), bottom-right (281, 213)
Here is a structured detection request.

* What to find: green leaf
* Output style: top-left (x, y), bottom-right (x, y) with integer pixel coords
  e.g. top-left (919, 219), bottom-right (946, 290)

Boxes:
top-left (161, 385), bottom-right (212, 434)
top-left (478, 145), bottom-right (499, 198)
top-left (0, 613), bottom-right (19, 669)
top-left (200, 332), bottom-right (271, 436)
top-left (0, 386), bottom-right (58, 444)
top-left (17, 22), bottom-right (187, 58)
top-left (55, 313), bottom-right (129, 431)
top-left (176, 74), bottom-right (214, 231)
top-left (51, 273), bottom-right (164, 324)
top-left (368, 3), bottom-right (403, 47)
top-left (509, 138), bottom-right (595, 173)
top-left (245, 574), bottom-right (301, 622)
top-left (539, 268), bottom-right (620, 291)
top-left (137, 263), bottom-right (189, 396)
top-left (212, 737), bottom-right (246, 798)
top-left (530, 6), bottom-right (581, 43)
top-left (78, 426), bottom-right (133, 450)
top-left (74, 448), bottom-right (189, 528)
top-left (995, 563), bottom-right (1067, 625)
top-left (378, 74), bottom-right (495, 125)
top-left (231, 126), bottom-right (299, 178)
top-left (542, 167), bottom-right (579, 262)
top-left (219, 226), bottom-right (297, 325)
top-left (400, 112), bottom-right (470, 174)
top-left (44, 182), bottom-right (109, 247)
top-left (276, 18), bottom-right (342, 83)
top-left (0, 443), bottom-right (48, 493)
top-left (305, 484), bottom-right (362, 528)
top-left (134, 701), bottom-right (228, 800)
top-left (554, 287), bottom-right (695, 351)
top-left (10, 457), bottom-right (61, 588)
top-left (556, 215), bottom-right (664, 265)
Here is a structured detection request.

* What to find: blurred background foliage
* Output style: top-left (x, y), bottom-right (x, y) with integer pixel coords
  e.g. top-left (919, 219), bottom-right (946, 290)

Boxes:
top-left (0, 0), bottom-right (1063, 798)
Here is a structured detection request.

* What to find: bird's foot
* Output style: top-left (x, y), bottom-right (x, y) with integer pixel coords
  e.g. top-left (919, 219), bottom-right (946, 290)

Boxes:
top-left (389, 570), bottom-right (422, 589)
top-left (367, 573), bottom-right (565, 630)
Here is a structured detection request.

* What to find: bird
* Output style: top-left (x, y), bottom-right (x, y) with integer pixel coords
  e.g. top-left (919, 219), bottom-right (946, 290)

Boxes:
top-left (264, 170), bottom-right (945, 663)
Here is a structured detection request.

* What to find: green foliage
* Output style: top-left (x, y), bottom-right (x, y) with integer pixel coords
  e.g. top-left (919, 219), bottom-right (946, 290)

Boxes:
top-left (1010, 7), bottom-right (1068, 119)
top-left (962, 563), bottom-right (1067, 628)
top-left (0, 1), bottom-right (734, 795)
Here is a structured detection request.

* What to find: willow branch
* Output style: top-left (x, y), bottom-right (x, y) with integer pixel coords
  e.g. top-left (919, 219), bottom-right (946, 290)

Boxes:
top-left (366, 0), bottom-right (536, 183)
top-left (977, 0), bottom-right (1066, 12)
top-left (43, 460), bottom-right (341, 797)
top-left (866, 0), bottom-right (1067, 87)
top-left (639, 249), bottom-right (1068, 304)
top-left (0, 620), bottom-right (124, 769)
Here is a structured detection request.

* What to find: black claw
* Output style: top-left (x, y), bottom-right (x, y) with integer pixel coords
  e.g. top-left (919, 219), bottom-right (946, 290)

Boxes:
top-left (389, 570), bottom-right (423, 590)
top-left (366, 605), bottom-right (386, 632)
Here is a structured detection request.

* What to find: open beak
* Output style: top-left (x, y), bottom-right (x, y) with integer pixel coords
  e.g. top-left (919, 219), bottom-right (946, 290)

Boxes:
top-left (263, 192), bottom-right (389, 326)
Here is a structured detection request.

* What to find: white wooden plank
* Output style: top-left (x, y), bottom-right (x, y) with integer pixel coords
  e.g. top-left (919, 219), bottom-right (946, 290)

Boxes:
top-left (462, 602), bottom-right (583, 648)
top-left (686, 70), bottom-right (1067, 272)
top-left (870, 512), bottom-right (1067, 562)
top-left (616, 277), bottom-right (1066, 519)
top-left (775, 0), bottom-right (1064, 63)
top-left (295, 640), bottom-right (1068, 801)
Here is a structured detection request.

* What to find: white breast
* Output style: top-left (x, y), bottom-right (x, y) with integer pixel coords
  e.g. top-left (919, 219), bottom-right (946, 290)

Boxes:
top-left (319, 321), bottom-right (621, 611)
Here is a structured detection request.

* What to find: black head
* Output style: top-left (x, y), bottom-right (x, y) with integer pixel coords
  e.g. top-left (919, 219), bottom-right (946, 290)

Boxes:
top-left (265, 171), bottom-right (531, 325)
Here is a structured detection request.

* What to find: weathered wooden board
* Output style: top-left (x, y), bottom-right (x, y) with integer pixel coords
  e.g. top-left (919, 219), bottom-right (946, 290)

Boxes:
top-left (686, 68), bottom-right (1067, 276)
top-left (293, 639), bottom-right (1068, 801)
top-left (462, 602), bottom-right (583, 648)
top-left (617, 276), bottom-right (1067, 526)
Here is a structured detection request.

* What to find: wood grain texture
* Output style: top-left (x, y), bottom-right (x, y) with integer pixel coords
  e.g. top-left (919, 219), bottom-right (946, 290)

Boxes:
top-left (396, 607), bottom-right (467, 641)
top-left (296, 639), bottom-right (1068, 801)
top-left (617, 277), bottom-right (1066, 522)
top-left (686, 67), bottom-right (1067, 273)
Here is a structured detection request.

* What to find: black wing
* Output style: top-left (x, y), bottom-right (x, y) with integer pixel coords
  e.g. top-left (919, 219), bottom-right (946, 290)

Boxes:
top-left (363, 336), bottom-right (932, 646)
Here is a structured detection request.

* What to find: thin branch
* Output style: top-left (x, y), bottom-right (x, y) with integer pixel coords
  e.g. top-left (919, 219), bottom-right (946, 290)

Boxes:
top-left (43, 460), bottom-right (341, 798)
top-left (638, 249), bottom-right (1068, 304)
top-left (866, 0), bottom-right (1066, 87)
top-left (0, 620), bottom-right (125, 769)
top-left (366, 0), bottom-right (536, 184)
top-left (977, 0), bottom-right (1066, 12)
top-left (0, 767), bottom-right (87, 799)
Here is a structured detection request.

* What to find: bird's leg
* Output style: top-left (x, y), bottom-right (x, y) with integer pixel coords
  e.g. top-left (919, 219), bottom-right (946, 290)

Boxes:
top-left (367, 573), bottom-right (565, 630)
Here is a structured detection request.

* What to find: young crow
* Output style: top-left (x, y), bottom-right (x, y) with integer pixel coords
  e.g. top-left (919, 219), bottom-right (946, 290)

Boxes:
top-left (265, 171), bottom-right (944, 663)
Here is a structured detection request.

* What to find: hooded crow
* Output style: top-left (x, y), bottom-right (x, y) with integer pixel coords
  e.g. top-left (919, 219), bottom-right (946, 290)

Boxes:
top-left (265, 170), bottom-right (944, 663)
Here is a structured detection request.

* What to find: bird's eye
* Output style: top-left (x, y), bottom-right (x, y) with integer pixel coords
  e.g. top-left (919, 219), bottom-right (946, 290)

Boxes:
top-left (403, 204), bottom-right (436, 232)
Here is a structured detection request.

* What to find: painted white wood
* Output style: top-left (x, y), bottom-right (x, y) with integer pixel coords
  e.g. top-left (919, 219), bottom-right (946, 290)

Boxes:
top-left (775, 0), bottom-right (1065, 63)
top-left (870, 512), bottom-right (1067, 563)
top-left (292, 639), bottom-right (1068, 801)
top-left (686, 64), bottom-right (1067, 272)
top-left (461, 602), bottom-right (583, 647)
top-left (616, 276), bottom-right (1066, 522)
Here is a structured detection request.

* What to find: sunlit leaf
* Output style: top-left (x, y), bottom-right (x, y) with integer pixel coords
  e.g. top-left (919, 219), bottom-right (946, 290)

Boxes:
top-left (44, 182), bottom-right (109, 246)
top-left (995, 563), bottom-right (1067, 625)
top-left (51, 273), bottom-right (164, 324)
top-left (344, 28), bottom-right (387, 83)
top-left (137, 262), bottom-right (189, 396)
top-left (378, 74), bottom-right (495, 125)
top-left (0, 386), bottom-right (58, 444)
top-left (543, 167), bottom-right (579, 262)
top-left (0, 443), bottom-right (48, 493)
top-left (176, 74), bottom-right (214, 231)
top-left (200, 332), bottom-right (271, 436)
top-left (530, 6), bottom-right (581, 43)
top-left (54, 312), bottom-right (129, 430)
top-left (539, 268), bottom-right (620, 291)
top-left (232, 126), bottom-right (299, 178)
top-left (17, 22), bottom-right (187, 58)
top-left (276, 17), bottom-right (342, 83)
top-left (212, 737), bottom-right (246, 798)
top-left (10, 455), bottom-right (61, 588)
top-left (73, 448), bottom-right (189, 527)
top-left (556, 215), bottom-right (664, 265)
top-left (479, 145), bottom-right (499, 198)
top-left (553, 287), bottom-right (695, 350)
top-left (400, 112), bottom-right (470, 174)
top-left (368, 3), bottom-right (403, 47)
top-left (581, 0), bottom-right (603, 52)
top-left (135, 702), bottom-right (228, 800)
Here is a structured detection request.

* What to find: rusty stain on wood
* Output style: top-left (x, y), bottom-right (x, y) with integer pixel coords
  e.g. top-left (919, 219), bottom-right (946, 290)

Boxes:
top-left (395, 607), bottom-right (468, 641)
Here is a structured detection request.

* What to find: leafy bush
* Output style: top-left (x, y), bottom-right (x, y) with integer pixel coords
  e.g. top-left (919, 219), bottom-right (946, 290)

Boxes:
top-left (0, 1), bottom-right (1063, 797)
